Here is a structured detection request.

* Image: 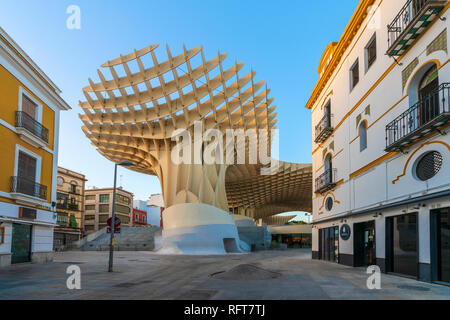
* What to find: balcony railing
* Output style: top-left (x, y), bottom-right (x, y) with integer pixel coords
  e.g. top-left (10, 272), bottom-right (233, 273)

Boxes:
top-left (15, 111), bottom-right (49, 143)
top-left (315, 114), bottom-right (334, 143)
top-left (57, 214), bottom-right (68, 226)
top-left (387, 0), bottom-right (447, 56)
top-left (386, 83), bottom-right (450, 152)
top-left (315, 169), bottom-right (337, 194)
top-left (57, 201), bottom-right (80, 211)
top-left (10, 176), bottom-right (47, 200)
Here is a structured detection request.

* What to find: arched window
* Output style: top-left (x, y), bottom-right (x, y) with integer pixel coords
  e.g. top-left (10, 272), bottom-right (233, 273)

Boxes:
top-left (418, 64), bottom-right (439, 125)
top-left (359, 121), bottom-right (367, 152)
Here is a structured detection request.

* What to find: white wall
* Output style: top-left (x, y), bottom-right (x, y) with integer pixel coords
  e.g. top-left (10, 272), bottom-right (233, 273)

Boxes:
top-left (311, 0), bottom-right (450, 222)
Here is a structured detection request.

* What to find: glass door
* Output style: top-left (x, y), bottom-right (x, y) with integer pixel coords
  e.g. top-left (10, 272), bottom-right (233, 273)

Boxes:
top-left (390, 213), bottom-right (418, 277)
top-left (364, 227), bottom-right (375, 266)
top-left (438, 209), bottom-right (450, 283)
top-left (11, 223), bottom-right (32, 264)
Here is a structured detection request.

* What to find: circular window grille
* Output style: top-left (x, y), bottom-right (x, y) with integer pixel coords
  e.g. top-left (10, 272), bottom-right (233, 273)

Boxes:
top-left (416, 151), bottom-right (443, 181)
top-left (325, 197), bottom-right (334, 211)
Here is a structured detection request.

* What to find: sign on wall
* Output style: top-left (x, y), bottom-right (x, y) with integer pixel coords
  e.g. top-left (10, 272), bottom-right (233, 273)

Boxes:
top-left (340, 224), bottom-right (351, 241)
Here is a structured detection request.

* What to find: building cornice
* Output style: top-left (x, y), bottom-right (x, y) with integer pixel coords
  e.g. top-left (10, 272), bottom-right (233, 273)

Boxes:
top-left (305, 0), bottom-right (376, 110)
top-left (0, 26), bottom-right (71, 111)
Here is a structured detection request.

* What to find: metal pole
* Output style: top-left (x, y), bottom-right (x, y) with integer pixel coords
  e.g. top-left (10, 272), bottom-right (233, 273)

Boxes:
top-left (108, 163), bottom-right (118, 272)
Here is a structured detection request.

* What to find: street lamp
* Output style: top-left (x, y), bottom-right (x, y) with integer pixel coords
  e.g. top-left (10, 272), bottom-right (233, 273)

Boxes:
top-left (108, 160), bottom-right (134, 272)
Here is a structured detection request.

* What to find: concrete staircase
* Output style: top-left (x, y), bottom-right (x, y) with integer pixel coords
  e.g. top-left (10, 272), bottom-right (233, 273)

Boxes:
top-left (77, 226), bottom-right (162, 251)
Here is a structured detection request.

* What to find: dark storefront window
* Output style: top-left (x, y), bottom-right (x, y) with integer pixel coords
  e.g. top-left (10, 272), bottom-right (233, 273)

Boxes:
top-left (387, 213), bottom-right (418, 277)
top-left (438, 209), bottom-right (450, 283)
top-left (431, 208), bottom-right (450, 284)
top-left (319, 226), bottom-right (339, 263)
top-left (271, 234), bottom-right (312, 249)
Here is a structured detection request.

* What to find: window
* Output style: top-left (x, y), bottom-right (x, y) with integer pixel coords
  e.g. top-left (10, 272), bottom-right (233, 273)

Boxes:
top-left (116, 194), bottom-right (131, 205)
top-left (0, 226), bottom-right (4, 245)
top-left (415, 151), bottom-right (443, 181)
top-left (70, 182), bottom-right (77, 194)
top-left (85, 205), bottom-right (95, 211)
top-left (84, 215), bottom-right (95, 220)
top-left (99, 214), bottom-right (109, 223)
top-left (99, 194), bottom-right (110, 203)
top-left (359, 121), bottom-right (367, 151)
top-left (350, 59), bottom-right (359, 90)
top-left (18, 151), bottom-right (37, 181)
top-left (325, 197), bottom-right (334, 211)
top-left (135, 214), bottom-right (139, 222)
top-left (99, 204), bottom-right (109, 213)
top-left (117, 214), bottom-right (130, 224)
top-left (85, 195), bottom-right (95, 201)
top-left (85, 225), bottom-right (95, 231)
top-left (21, 94), bottom-right (38, 119)
top-left (115, 204), bottom-right (130, 214)
top-left (365, 34), bottom-right (377, 71)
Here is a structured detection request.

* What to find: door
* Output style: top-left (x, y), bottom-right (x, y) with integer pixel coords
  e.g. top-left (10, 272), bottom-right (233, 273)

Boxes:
top-left (418, 66), bottom-right (439, 126)
top-left (389, 213), bottom-right (418, 277)
top-left (17, 151), bottom-right (37, 196)
top-left (324, 102), bottom-right (331, 128)
top-left (324, 154), bottom-right (332, 185)
top-left (364, 226), bottom-right (375, 266)
top-left (437, 209), bottom-right (450, 283)
top-left (354, 221), bottom-right (376, 267)
top-left (11, 223), bottom-right (32, 264)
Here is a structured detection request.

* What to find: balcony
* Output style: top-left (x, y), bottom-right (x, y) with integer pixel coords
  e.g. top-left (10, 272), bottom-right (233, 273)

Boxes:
top-left (385, 83), bottom-right (450, 152)
top-left (10, 176), bottom-right (47, 205)
top-left (57, 201), bottom-right (80, 211)
top-left (315, 169), bottom-right (337, 194)
top-left (15, 111), bottom-right (49, 148)
top-left (315, 114), bottom-right (334, 143)
top-left (57, 214), bottom-right (68, 227)
top-left (387, 0), bottom-right (447, 56)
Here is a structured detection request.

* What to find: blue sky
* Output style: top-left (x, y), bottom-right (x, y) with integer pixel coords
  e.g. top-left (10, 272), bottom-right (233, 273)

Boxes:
top-left (0, 0), bottom-right (358, 221)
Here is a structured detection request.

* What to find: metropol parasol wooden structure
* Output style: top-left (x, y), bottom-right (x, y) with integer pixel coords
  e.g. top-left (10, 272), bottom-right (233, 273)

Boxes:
top-left (79, 44), bottom-right (311, 252)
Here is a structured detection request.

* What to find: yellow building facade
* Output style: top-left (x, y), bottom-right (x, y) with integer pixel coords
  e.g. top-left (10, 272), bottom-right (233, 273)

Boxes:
top-left (0, 27), bottom-right (70, 267)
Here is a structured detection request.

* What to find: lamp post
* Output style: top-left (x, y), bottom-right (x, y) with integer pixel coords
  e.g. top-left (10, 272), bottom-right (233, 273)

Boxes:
top-left (108, 160), bottom-right (134, 272)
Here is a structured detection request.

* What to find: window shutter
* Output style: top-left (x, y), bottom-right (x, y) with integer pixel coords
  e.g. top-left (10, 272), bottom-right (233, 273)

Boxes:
top-left (22, 94), bottom-right (38, 119)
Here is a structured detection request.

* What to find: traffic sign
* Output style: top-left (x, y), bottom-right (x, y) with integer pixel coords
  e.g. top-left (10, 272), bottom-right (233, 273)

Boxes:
top-left (107, 217), bottom-right (121, 233)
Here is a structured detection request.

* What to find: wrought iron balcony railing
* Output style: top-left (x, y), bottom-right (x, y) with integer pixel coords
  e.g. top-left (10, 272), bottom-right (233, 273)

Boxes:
top-left (10, 176), bottom-right (47, 200)
top-left (386, 83), bottom-right (450, 152)
top-left (315, 169), bottom-right (337, 194)
top-left (15, 111), bottom-right (49, 143)
top-left (387, 0), bottom-right (447, 56)
top-left (56, 201), bottom-right (80, 211)
top-left (315, 114), bottom-right (334, 143)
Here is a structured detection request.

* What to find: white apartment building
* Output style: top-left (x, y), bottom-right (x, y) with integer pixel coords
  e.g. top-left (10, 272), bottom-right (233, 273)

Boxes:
top-left (133, 197), bottom-right (162, 227)
top-left (307, 0), bottom-right (449, 284)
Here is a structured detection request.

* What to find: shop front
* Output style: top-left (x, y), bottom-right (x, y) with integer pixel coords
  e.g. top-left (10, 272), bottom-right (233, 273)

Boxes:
top-left (319, 226), bottom-right (339, 263)
top-left (431, 207), bottom-right (450, 284)
top-left (386, 213), bottom-right (418, 278)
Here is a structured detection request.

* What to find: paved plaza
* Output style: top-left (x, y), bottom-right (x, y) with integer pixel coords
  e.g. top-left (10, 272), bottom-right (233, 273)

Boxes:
top-left (0, 250), bottom-right (449, 300)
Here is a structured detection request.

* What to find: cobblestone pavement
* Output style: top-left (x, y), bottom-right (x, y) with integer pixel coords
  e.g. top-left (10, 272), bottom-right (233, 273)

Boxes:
top-left (0, 250), bottom-right (449, 300)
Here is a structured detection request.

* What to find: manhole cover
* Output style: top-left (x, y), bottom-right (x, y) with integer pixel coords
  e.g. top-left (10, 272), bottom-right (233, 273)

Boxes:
top-left (397, 285), bottom-right (430, 292)
top-left (211, 264), bottom-right (281, 281)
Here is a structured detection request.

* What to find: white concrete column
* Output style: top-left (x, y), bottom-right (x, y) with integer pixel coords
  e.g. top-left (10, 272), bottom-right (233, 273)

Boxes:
top-left (375, 217), bottom-right (385, 259)
top-left (418, 208), bottom-right (430, 264)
